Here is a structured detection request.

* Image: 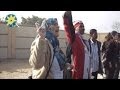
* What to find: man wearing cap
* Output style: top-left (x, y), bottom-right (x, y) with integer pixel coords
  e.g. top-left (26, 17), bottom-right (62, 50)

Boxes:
top-left (63, 11), bottom-right (91, 79)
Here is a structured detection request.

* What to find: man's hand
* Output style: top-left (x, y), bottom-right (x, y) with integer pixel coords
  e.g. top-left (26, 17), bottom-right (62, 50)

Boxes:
top-left (63, 11), bottom-right (72, 19)
top-left (64, 11), bottom-right (71, 16)
top-left (65, 63), bottom-right (73, 70)
top-left (35, 22), bottom-right (40, 31)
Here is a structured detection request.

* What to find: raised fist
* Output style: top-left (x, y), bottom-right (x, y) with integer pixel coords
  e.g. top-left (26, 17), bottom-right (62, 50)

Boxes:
top-left (64, 11), bottom-right (71, 16)
top-left (63, 11), bottom-right (73, 25)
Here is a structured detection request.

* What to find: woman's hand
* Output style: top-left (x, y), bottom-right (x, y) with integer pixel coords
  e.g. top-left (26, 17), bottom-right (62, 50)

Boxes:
top-left (39, 28), bottom-right (46, 39)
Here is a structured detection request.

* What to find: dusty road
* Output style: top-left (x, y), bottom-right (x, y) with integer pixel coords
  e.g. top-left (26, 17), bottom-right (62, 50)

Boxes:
top-left (0, 59), bottom-right (31, 79)
top-left (0, 59), bottom-right (119, 79)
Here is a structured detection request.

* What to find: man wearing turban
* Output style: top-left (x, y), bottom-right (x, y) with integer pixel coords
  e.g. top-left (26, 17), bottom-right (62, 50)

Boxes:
top-left (63, 11), bottom-right (91, 79)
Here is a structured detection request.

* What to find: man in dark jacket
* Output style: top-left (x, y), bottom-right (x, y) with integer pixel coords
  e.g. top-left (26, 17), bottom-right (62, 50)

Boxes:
top-left (88, 29), bottom-right (103, 79)
top-left (113, 33), bottom-right (120, 79)
top-left (101, 33), bottom-right (113, 76)
top-left (104, 31), bottom-right (118, 79)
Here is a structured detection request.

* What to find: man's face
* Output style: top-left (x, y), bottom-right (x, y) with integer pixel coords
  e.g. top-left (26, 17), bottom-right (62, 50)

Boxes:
top-left (92, 31), bottom-right (98, 40)
top-left (76, 23), bottom-right (85, 35)
top-left (115, 33), bottom-right (119, 40)
top-left (118, 34), bottom-right (120, 41)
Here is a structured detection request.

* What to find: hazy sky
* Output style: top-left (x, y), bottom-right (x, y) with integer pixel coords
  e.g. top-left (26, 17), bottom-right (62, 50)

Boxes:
top-left (0, 11), bottom-right (120, 33)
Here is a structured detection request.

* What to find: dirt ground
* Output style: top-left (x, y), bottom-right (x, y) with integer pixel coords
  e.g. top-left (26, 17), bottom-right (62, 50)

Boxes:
top-left (0, 59), bottom-right (119, 79)
top-left (0, 59), bottom-right (31, 79)
top-left (0, 59), bottom-right (104, 79)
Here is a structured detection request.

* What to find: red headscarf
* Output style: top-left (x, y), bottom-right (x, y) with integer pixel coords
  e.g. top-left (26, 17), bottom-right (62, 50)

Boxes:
top-left (73, 20), bottom-right (84, 30)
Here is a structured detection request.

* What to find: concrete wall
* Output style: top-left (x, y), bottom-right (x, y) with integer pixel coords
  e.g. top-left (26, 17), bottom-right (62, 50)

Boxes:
top-left (0, 24), bottom-right (8, 58)
top-left (0, 24), bottom-right (67, 59)
top-left (15, 26), bottom-right (67, 59)
top-left (0, 24), bottom-right (108, 59)
top-left (98, 33), bottom-right (108, 43)
top-left (15, 26), bottom-right (37, 59)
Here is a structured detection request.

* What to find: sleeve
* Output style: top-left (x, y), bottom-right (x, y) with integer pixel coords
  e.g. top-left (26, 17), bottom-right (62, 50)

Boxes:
top-left (99, 42), bottom-right (102, 53)
top-left (98, 41), bottom-right (103, 74)
top-left (66, 43), bottom-right (72, 64)
top-left (63, 11), bottom-right (75, 44)
top-left (101, 42), bottom-right (106, 53)
top-left (106, 41), bottom-right (115, 61)
top-left (29, 38), bottom-right (46, 69)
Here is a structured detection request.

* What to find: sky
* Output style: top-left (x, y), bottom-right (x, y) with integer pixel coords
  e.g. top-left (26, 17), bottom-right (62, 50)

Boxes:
top-left (0, 11), bottom-right (120, 33)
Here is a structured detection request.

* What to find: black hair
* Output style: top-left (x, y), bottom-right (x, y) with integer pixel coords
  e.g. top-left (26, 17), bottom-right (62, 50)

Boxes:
top-left (90, 29), bottom-right (97, 35)
top-left (111, 31), bottom-right (118, 37)
top-left (106, 33), bottom-right (113, 40)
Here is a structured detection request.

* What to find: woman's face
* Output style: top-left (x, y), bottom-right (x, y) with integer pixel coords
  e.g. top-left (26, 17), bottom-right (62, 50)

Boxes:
top-left (50, 24), bottom-right (60, 37)
top-left (54, 29), bottom-right (59, 37)
top-left (54, 24), bottom-right (59, 37)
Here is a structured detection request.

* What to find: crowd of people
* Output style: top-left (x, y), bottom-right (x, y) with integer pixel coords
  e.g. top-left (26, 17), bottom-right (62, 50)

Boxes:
top-left (28, 11), bottom-right (120, 79)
